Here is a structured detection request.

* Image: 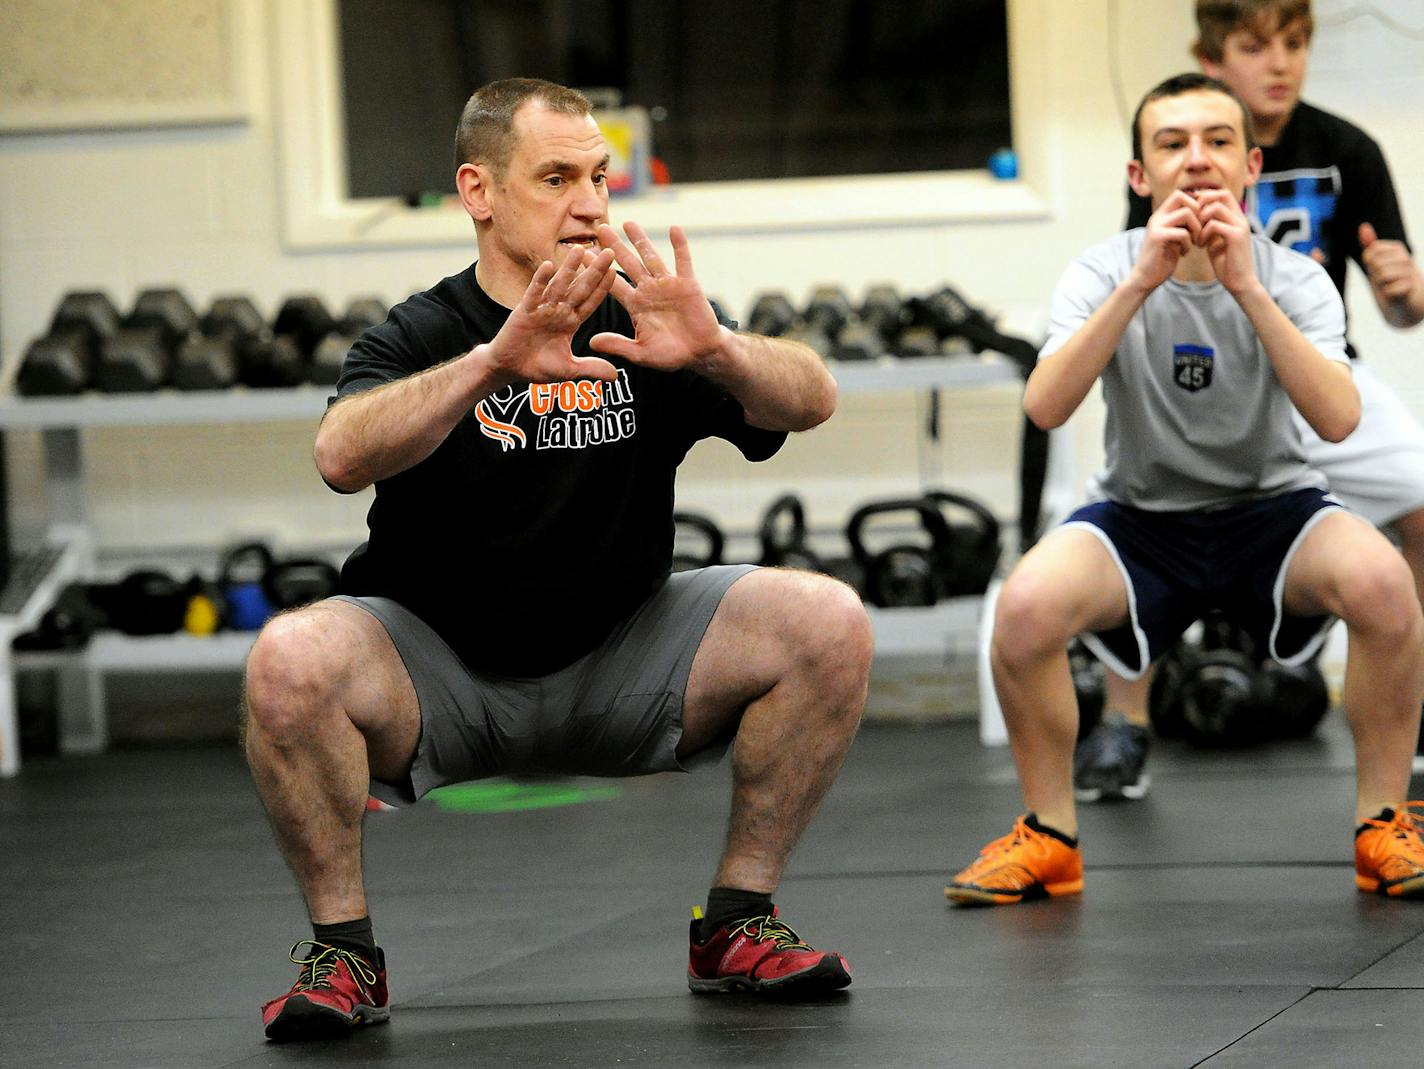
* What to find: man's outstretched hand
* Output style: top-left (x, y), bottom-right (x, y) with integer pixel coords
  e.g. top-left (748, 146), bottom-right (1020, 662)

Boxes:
top-left (484, 246), bottom-right (620, 385)
top-left (589, 222), bottom-right (726, 370)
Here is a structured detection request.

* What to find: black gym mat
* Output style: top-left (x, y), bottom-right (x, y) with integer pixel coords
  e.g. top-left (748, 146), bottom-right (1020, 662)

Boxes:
top-left (4, 714), bottom-right (1423, 1068)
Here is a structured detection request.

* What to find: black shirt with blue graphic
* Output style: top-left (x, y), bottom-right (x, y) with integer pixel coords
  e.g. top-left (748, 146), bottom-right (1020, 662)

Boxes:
top-left (332, 263), bottom-right (785, 677)
top-left (1127, 100), bottom-right (1411, 356)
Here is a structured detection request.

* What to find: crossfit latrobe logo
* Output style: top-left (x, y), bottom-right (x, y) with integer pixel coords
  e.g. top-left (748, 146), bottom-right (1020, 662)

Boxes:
top-left (474, 368), bottom-right (636, 451)
top-left (1172, 343), bottom-right (1213, 392)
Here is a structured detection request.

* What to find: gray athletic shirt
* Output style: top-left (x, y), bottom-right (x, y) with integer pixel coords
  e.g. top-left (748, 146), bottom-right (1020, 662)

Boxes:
top-left (1041, 229), bottom-right (1349, 511)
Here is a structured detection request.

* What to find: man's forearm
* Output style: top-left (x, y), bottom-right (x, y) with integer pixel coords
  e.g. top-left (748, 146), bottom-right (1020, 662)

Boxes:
top-left (694, 328), bottom-right (837, 431)
top-left (314, 347), bottom-right (508, 492)
top-left (1234, 282), bottom-right (1359, 443)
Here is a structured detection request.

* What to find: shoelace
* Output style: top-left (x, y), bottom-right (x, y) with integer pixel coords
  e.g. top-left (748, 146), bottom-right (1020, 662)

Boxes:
top-left (977, 815), bottom-right (1039, 860)
top-left (1362, 801), bottom-right (1424, 854)
top-left (730, 915), bottom-right (813, 952)
top-left (287, 940), bottom-right (379, 992)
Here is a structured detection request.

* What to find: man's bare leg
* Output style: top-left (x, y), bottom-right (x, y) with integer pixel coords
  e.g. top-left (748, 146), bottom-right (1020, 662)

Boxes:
top-left (241, 601), bottom-right (422, 923)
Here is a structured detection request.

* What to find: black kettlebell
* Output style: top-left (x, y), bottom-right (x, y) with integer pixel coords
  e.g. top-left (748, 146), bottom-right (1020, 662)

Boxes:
top-left (922, 489), bottom-right (1002, 597)
top-left (1176, 612), bottom-right (1268, 747)
top-left (845, 498), bottom-right (953, 607)
top-left (672, 511), bottom-right (725, 571)
top-left (263, 558), bottom-right (341, 611)
top-left (758, 494), bottom-right (826, 572)
top-left (1148, 639), bottom-right (1194, 739)
top-left (1259, 656), bottom-right (1331, 739)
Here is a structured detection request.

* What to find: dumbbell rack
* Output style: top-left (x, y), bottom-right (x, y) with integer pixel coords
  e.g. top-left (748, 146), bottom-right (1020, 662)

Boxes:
top-left (0, 386), bottom-right (330, 776)
top-left (0, 354), bottom-right (1025, 776)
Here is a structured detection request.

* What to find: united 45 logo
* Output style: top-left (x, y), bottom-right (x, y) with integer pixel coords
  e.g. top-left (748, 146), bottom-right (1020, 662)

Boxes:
top-left (1172, 344), bottom-right (1213, 392)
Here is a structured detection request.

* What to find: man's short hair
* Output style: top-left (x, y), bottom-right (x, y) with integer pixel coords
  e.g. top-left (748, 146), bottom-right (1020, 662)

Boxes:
top-left (453, 78), bottom-right (593, 177)
top-left (1131, 72), bottom-right (1257, 162)
top-left (1193, 0), bottom-right (1314, 63)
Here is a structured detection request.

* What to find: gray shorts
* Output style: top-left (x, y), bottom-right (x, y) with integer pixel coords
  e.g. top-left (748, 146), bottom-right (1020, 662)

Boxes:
top-left (338, 564), bottom-right (756, 806)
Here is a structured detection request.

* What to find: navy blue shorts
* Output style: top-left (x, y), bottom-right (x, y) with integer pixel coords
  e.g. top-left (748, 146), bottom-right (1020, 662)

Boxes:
top-left (1064, 487), bottom-right (1344, 678)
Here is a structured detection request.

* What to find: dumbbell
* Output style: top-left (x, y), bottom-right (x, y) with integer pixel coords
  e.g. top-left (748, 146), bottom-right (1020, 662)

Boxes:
top-left (310, 296), bottom-right (389, 386)
top-left (860, 284), bottom-right (906, 343)
top-left (273, 295), bottom-right (337, 359)
top-left (758, 494), bottom-right (826, 572)
top-left (747, 292), bottom-right (797, 337)
top-left (781, 322), bottom-right (832, 360)
top-left (95, 287), bottom-right (199, 392)
top-left (922, 489), bottom-right (1002, 597)
top-left (845, 497), bottom-right (953, 607)
top-left (16, 290), bottom-right (122, 396)
top-left (672, 511), bottom-right (725, 571)
top-left (832, 316), bottom-right (885, 362)
top-left (803, 286), bottom-right (853, 341)
top-left (894, 324), bottom-right (939, 358)
top-left (173, 295), bottom-right (266, 390)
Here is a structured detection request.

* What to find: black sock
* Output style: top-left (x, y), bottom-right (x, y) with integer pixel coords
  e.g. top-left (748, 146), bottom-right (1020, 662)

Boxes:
top-left (1026, 812), bottom-right (1079, 847)
top-left (1357, 807), bottom-right (1396, 836)
top-left (699, 886), bottom-right (774, 942)
top-left (312, 917), bottom-right (378, 963)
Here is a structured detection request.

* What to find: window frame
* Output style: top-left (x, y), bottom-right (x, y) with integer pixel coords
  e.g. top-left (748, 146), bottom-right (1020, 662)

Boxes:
top-left (272, 0), bottom-right (1051, 250)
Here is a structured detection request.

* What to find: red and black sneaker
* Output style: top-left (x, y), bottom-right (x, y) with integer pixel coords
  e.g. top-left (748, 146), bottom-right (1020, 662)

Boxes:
top-left (688, 908), bottom-right (851, 996)
top-left (261, 940), bottom-right (390, 1042)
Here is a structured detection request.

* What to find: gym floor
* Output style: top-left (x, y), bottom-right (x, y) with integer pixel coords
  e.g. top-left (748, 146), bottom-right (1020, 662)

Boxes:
top-left (6, 709), bottom-right (1424, 1068)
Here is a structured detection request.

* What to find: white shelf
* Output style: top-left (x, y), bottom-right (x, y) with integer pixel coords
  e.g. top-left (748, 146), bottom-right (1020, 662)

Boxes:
top-left (0, 387), bottom-right (330, 429)
top-left (831, 354), bottom-right (1020, 393)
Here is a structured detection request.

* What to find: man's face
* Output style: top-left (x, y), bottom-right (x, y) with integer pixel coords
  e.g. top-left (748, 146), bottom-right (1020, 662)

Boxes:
top-left (1201, 17), bottom-right (1310, 130)
top-left (483, 102), bottom-right (611, 280)
top-left (1128, 90), bottom-right (1263, 209)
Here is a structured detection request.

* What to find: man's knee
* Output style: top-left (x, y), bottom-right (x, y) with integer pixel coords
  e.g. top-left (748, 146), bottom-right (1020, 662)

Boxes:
top-left (781, 573), bottom-right (874, 686)
top-left (244, 604), bottom-right (361, 736)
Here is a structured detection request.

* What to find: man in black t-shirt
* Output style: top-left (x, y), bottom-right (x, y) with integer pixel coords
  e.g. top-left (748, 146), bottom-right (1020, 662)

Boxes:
top-left (1077, 0), bottom-right (1424, 803)
top-left (245, 78), bottom-right (872, 1043)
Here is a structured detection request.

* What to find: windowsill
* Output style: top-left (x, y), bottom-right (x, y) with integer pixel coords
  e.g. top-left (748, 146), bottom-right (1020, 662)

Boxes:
top-left (284, 170), bottom-right (1049, 250)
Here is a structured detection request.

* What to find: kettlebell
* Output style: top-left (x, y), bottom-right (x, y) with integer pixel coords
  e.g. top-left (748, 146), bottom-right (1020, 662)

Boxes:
top-left (1176, 612), bottom-right (1268, 747)
top-left (758, 494), bottom-right (826, 572)
top-left (1069, 639), bottom-right (1106, 740)
top-left (922, 489), bottom-right (1002, 597)
top-left (264, 558), bottom-right (341, 611)
top-left (672, 511), bottom-right (725, 571)
top-left (1259, 656), bottom-right (1331, 739)
top-left (221, 542), bottom-right (277, 631)
top-left (845, 498), bottom-right (953, 607)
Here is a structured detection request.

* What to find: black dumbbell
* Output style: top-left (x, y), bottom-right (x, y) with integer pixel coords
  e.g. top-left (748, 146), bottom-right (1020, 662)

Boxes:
top-left (758, 494), bottom-right (826, 572)
top-left (832, 316), bottom-right (885, 362)
top-left (860, 284), bottom-right (906, 343)
top-left (747, 292), bottom-right (797, 337)
top-left (803, 286), bottom-right (853, 341)
top-left (782, 322), bottom-right (832, 360)
top-left (174, 295), bottom-right (266, 391)
top-left (845, 498), bottom-right (953, 607)
top-left (894, 324), bottom-right (939, 358)
top-left (672, 511), bottom-right (725, 571)
top-left (16, 291), bottom-right (123, 395)
top-left (273, 295), bottom-right (337, 360)
top-left (239, 332), bottom-right (306, 388)
top-left (309, 296), bottom-right (389, 386)
top-left (96, 288), bottom-right (199, 392)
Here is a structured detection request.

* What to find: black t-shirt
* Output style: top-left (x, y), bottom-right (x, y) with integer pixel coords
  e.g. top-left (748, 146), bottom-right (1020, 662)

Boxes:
top-left (333, 263), bottom-right (786, 677)
top-left (1125, 101), bottom-right (1411, 355)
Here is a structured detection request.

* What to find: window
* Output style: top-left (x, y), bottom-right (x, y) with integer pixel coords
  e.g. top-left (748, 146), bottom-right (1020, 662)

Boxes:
top-left (338, 0), bottom-right (1012, 198)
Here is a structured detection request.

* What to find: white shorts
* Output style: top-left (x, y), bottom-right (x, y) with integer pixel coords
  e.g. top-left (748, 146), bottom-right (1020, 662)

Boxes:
top-left (1294, 364), bottom-right (1424, 529)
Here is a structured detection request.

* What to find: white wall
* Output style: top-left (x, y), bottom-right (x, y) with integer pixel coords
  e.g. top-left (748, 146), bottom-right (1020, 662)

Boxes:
top-left (0, 0), bottom-right (1419, 561)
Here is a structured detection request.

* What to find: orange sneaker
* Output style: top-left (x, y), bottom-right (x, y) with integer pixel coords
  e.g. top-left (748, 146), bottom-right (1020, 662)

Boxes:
top-left (945, 814), bottom-right (1084, 905)
top-left (1356, 803), bottom-right (1424, 898)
